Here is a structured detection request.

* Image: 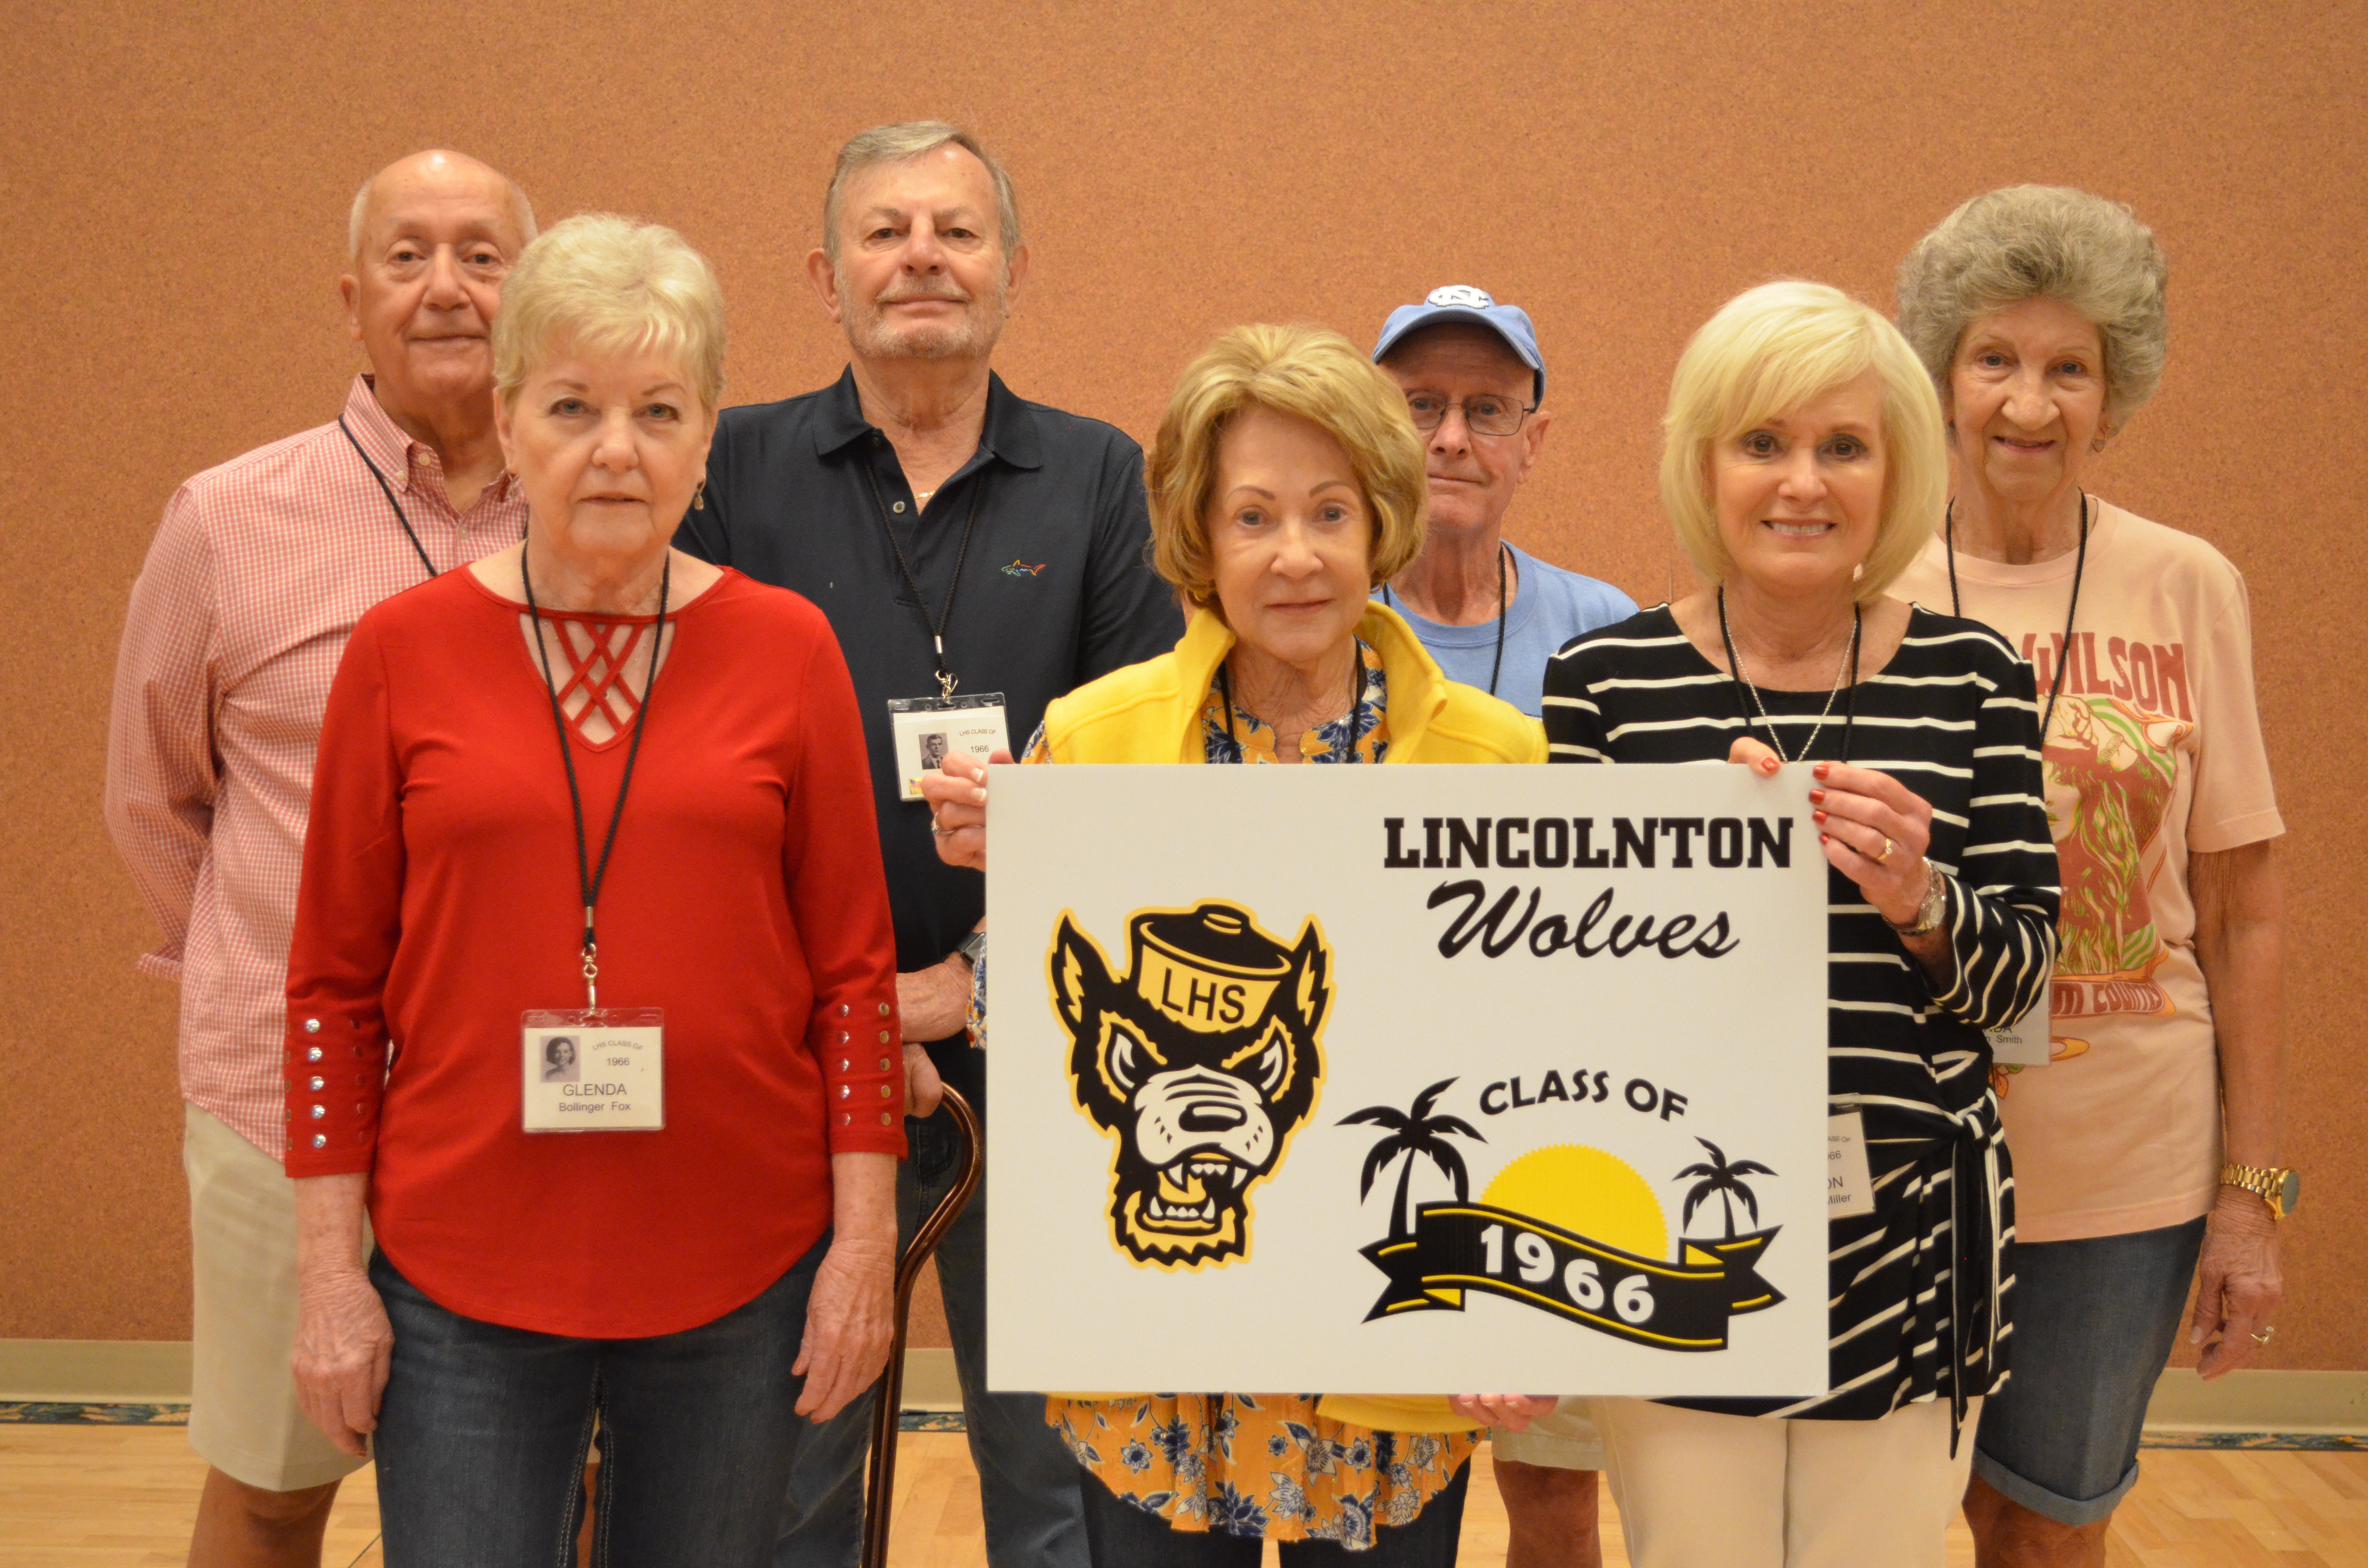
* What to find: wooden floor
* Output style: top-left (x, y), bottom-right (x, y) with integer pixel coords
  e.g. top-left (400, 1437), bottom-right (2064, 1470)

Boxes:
top-left (3, 1426), bottom-right (2365, 1566)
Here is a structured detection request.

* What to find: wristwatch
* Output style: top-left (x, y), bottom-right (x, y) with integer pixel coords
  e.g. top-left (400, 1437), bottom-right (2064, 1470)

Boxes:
top-left (955, 929), bottom-right (988, 968)
top-left (1886, 870), bottom-right (1949, 937)
top-left (2221, 1163), bottom-right (2302, 1220)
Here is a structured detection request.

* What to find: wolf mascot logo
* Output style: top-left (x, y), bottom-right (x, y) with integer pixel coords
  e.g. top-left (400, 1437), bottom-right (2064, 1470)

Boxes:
top-left (1048, 901), bottom-right (1332, 1269)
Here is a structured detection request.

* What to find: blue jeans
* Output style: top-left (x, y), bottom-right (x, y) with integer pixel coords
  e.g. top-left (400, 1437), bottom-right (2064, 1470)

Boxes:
top-left (371, 1237), bottom-right (826, 1567)
top-left (772, 1106), bottom-right (1087, 1568)
top-left (1077, 1463), bottom-right (1470, 1565)
top-left (1973, 1217), bottom-right (2208, 1526)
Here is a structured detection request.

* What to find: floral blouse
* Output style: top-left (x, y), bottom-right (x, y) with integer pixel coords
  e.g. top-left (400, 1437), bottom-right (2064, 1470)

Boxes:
top-left (1016, 637), bottom-right (1392, 766)
top-left (1049, 1394), bottom-right (1472, 1549)
top-left (983, 642), bottom-right (1473, 1544)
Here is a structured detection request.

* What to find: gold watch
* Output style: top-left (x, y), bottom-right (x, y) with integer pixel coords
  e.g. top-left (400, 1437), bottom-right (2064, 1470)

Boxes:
top-left (2221, 1163), bottom-right (2301, 1220)
top-left (1887, 870), bottom-right (1949, 937)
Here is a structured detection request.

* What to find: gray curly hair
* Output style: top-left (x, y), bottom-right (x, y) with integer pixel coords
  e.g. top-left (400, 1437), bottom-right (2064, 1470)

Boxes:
top-left (1896, 185), bottom-right (2168, 430)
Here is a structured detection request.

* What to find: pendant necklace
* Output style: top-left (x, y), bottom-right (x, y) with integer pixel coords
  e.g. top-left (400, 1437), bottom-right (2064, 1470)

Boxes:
top-left (1716, 587), bottom-right (1862, 764)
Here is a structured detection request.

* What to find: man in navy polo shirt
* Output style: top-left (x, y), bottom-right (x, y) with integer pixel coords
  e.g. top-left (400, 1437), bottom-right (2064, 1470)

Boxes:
top-left (1375, 288), bottom-right (1628, 1566)
top-left (1371, 287), bottom-right (1637, 720)
top-left (681, 121), bottom-right (1178, 1568)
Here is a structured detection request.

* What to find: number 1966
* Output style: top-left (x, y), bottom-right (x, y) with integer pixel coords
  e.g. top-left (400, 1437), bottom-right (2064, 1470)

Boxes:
top-left (1479, 1223), bottom-right (1656, 1324)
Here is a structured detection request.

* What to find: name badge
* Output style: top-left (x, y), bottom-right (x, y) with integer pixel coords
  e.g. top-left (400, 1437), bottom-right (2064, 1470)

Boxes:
top-left (889, 692), bottom-right (1010, 802)
top-left (522, 1009), bottom-right (664, 1131)
top-left (1827, 1111), bottom-right (1875, 1219)
top-left (1986, 984), bottom-right (2053, 1067)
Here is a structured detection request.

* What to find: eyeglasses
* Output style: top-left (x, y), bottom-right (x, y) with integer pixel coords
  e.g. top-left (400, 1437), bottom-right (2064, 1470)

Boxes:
top-left (1404, 392), bottom-right (1536, 438)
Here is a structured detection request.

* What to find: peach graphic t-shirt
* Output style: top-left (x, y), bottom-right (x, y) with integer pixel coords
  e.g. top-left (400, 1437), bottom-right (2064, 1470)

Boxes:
top-left (1893, 500), bottom-right (2282, 1242)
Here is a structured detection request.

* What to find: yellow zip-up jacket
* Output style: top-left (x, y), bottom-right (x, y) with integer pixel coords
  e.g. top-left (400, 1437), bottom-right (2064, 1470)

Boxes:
top-left (1038, 602), bottom-right (1546, 765)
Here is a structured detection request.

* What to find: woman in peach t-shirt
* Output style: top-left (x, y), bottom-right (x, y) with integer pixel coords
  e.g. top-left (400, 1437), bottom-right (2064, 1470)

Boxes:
top-left (1890, 186), bottom-right (2288, 1568)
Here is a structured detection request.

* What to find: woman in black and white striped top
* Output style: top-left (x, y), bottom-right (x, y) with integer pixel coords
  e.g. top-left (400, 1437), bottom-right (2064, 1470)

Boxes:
top-left (1543, 283), bottom-right (2059, 1568)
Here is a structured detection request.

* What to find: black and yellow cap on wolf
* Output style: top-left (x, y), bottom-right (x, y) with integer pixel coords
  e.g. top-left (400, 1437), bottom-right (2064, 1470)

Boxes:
top-left (1129, 905), bottom-right (1295, 1034)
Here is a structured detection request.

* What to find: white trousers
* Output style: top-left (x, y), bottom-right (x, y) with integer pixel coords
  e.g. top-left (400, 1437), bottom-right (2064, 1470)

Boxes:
top-left (1594, 1395), bottom-right (1979, 1568)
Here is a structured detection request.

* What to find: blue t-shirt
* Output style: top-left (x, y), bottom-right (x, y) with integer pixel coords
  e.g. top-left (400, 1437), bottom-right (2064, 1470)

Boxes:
top-left (1373, 543), bottom-right (1637, 716)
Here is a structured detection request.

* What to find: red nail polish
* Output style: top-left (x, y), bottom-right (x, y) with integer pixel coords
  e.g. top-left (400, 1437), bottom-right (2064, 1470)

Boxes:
top-left (1813, 763), bottom-right (1830, 778)
top-left (1809, 789), bottom-right (1825, 803)
top-left (1813, 810), bottom-right (1828, 824)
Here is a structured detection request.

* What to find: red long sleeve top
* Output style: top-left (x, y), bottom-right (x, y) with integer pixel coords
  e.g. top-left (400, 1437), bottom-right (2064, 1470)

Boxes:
top-left (284, 566), bottom-right (904, 1338)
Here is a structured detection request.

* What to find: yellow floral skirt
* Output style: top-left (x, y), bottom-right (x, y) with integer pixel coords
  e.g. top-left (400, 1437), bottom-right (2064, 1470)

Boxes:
top-left (1048, 1395), bottom-right (1477, 1549)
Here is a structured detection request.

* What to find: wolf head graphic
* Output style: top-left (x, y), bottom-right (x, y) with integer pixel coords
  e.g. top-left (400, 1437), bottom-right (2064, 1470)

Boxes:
top-left (1048, 901), bottom-right (1332, 1268)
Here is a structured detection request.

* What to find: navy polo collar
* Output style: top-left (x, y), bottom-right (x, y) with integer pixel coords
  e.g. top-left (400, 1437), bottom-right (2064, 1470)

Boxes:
top-left (813, 365), bottom-right (1044, 472)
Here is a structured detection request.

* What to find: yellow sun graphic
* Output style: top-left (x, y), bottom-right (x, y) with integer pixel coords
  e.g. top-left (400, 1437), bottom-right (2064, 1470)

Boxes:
top-left (1480, 1144), bottom-right (1669, 1262)
top-left (1316, 1146), bottom-right (1677, 1437)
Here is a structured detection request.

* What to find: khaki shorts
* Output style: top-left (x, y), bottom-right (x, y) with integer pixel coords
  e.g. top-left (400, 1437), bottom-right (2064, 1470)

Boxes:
top-left (183, 1103), bottom-right (369, 1492)
top-left (1491, 1397), bottom-right (1606, 1470)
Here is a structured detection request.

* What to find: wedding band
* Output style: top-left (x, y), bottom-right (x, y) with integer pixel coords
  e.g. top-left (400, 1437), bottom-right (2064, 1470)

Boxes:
top-left (1877, 837), bottom-right (1894, 864)
top-left (2252, 1326), bottom-right (2276, 1345)
top-left (930, 820), bottom-right (956, 837)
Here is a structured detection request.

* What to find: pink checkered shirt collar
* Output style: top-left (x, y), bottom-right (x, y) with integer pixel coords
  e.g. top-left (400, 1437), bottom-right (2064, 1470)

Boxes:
top-left (341, 374), bottom-right (520, 508)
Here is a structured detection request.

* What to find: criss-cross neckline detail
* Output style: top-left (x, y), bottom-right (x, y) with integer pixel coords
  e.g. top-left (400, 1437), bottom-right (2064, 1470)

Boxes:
top-left (537, 612), bottom-right (656, 749)
top-left (462, 565), bottom-right (726, 749)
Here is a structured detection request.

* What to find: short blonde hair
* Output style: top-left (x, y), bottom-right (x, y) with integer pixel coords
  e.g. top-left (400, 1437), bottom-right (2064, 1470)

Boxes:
top-left (493, 213), bottom-right (726, 412)
top-left (1660, 282), bottom-right (1946, 606)
top-left (1896, 185), bottom-right (2168, 429)
top-left (1147, 324), bottom-right (1428, 608)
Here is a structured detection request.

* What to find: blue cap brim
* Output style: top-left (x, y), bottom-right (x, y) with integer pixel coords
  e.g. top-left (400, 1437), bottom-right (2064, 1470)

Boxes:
top-left (1371, 305), bottom-right (1544, 402)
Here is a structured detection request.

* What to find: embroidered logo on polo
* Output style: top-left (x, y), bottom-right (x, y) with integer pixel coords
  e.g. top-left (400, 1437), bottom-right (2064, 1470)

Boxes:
top-left (1001, 559), bottom-right (1049, 577)
top-left (1048, 901), bottom-right (1331, 1270)
top-left (1344, 1088), bottom-right (1785, 1351)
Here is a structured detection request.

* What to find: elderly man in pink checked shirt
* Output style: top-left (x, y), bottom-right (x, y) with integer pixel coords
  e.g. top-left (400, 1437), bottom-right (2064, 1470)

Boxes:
top-left (104, 149), bottom-right (532, 1568)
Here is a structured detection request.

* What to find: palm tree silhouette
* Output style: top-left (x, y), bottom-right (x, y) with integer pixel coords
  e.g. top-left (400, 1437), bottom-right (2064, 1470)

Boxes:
top-left (1676, 1138), bottom-right (1776, 1239)
top-left (1341, 1078), bottom-right (1485, 1239)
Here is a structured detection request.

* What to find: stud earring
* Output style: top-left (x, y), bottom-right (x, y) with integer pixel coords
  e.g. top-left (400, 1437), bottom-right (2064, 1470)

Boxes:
top-left (692, 478), bottom-right (707, 510)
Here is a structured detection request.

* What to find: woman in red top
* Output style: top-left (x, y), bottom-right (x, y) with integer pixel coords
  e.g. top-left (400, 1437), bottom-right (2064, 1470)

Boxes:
top-left (284, 213), bottom-right (905, 1565)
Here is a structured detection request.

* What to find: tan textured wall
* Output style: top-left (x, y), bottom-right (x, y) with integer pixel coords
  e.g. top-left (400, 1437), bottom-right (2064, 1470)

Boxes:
top-left (3, 3), bottom-right (2360, 1368)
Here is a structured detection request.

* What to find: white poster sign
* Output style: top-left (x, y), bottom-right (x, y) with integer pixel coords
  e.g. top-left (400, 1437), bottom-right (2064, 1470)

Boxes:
top-left (985, 763), bottom-right (1832, 1398)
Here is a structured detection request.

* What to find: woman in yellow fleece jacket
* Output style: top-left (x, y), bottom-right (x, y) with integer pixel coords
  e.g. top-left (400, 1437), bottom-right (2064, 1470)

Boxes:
top-left (924, 324), bottom-right (1541, 1565)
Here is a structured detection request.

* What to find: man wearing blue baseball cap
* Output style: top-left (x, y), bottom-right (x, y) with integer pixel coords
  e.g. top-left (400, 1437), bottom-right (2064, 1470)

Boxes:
top-left (1370, 286), bottom-right (1635, 721)
top-left (1373, 286), bottom-right (1624, 1567)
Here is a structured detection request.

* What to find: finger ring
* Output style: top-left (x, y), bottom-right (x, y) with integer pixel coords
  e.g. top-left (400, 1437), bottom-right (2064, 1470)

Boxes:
top-left (929, 819), bottom-right (955, 837)
top-left (2252, 1326), bottom-right (2276, 1345)
top-left (1876, 837), bottom-right (1894, 864)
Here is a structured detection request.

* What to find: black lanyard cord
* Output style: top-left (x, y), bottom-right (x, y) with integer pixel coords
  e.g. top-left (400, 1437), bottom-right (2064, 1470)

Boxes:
top-left (1217, 642), bottom-right (1368, 762)
top-left (1380, 542), bottom-right (1510, 698)
top-left (863, 463), bottom-right (984, 698)
top-left (1947, 491), bottom-right (2089, 744)
top-left (338, 415), bottom-right (440, 579)
top-left (522, 549), bottom-right (670, 1003)
top-left (1487, 543), bottom-right (1508, 698)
